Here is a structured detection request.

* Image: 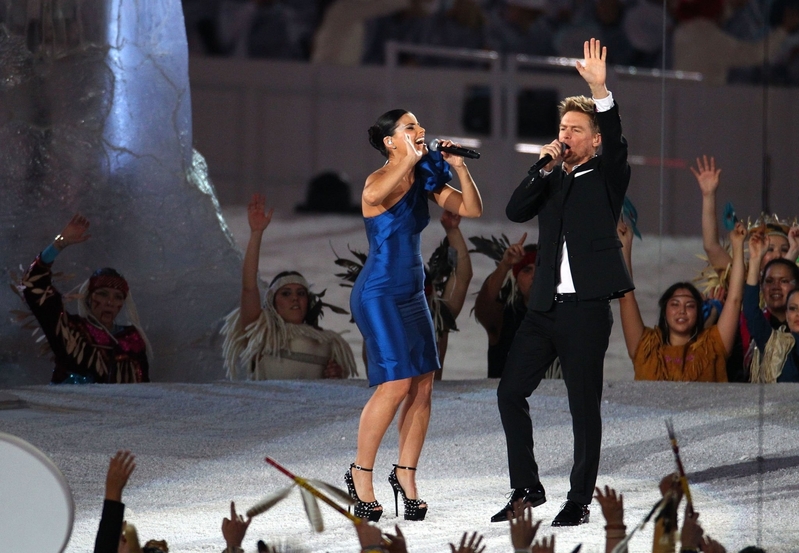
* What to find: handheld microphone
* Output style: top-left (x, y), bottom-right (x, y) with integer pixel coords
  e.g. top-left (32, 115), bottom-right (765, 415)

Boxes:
top-left (528, 143), bottom-right (570, 174)
top-left (429, 139), bottom-right (481, 159)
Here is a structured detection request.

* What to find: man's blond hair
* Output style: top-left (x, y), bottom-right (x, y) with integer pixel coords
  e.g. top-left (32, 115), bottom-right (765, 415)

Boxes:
top-left (558, 95), bottom-right (599, 133)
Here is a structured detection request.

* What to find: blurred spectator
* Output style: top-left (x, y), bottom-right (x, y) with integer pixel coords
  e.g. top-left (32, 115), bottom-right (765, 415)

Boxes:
top-left (672, 0), bottom-right (794, 85)
top-left (622, 0), bottom-right (671, 68)
top-left (770, 0), bottom-right (799, 84)
top-left (723, 0), bottom-right (769, 41)
top-left (363, 0), bottom-right (437, 64)
top-left (184, 0), bottom-right (226, 55)
top-left (551, 0), bottom-right (601, 58)
top-left (217, 0), bottom-right (315, 59)
top-left (295, 171), bottom-right (361, 214)
top-left (414, 0), bottom-right (488, 67)
top-left (594, 0), bottom-right (635, 65)
top-left (311, 0), bottom-right (409, 65)
top-left (485, 0), bottom-right (556, 57)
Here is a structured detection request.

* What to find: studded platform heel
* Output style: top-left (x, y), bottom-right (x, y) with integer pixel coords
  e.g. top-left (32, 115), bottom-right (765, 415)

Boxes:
top-left (388, 464), bottom-right (427, 521)
top-left (344, 463), bottom-right (383, 522)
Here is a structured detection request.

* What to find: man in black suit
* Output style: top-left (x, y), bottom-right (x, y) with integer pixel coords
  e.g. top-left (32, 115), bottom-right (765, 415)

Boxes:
top-left (491, 38), bottom-right (633, 526)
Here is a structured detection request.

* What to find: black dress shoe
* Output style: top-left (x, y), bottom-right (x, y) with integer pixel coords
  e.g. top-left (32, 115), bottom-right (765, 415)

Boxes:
top-left (490, 485), bottom-right (547, 523)
top-left (551, 500), bottom-right (589, 526)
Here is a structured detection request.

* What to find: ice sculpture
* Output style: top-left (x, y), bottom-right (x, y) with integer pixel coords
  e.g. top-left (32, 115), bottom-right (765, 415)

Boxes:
top-left (0, 1), bottom-right (241, 385)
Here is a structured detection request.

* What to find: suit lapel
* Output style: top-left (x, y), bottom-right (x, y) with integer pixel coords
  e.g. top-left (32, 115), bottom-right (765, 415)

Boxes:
top-left (560, 168), bottom-right (575, 209)
top-left (560, 157), bottom-right (597, 208)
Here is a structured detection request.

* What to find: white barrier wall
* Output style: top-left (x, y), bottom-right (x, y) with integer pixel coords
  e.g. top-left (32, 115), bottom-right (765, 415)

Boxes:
top-left (189, 57), bottom-right (799, 235)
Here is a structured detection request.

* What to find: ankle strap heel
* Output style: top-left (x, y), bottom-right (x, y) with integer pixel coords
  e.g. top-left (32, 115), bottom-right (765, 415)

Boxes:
top-left (345, 464), bottom-right (382, 522)
top-left (388, 465), bottom-right (427, 521)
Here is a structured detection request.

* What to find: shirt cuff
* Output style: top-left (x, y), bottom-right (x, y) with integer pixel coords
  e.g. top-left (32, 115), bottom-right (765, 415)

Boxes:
top-left (593, 91), bottom-right (614, 112)
top-left (41, 244), bottom-right (60, 265)
top-left (539, 168), bottom-right (554, 178)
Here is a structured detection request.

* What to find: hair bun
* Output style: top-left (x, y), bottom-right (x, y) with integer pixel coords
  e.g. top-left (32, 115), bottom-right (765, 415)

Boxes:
top-left (368, 125), bottom-right (385, 153)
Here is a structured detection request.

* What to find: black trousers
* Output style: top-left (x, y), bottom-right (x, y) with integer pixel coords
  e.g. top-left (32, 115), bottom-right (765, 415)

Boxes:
top-left (497, 298), bottom-right (612, 505)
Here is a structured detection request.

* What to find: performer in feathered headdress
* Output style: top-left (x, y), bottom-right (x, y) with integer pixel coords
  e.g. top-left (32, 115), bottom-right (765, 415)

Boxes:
top-left (16, 214), bottom-right (151, 384)
top-left (471, 233), bottom-right (561, 380)
top-left (221, 194), bottom-right (356, 381)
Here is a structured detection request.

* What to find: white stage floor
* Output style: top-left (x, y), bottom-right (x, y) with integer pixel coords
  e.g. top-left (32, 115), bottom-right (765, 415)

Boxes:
top-left (2, 380), bottom-right (798, 553)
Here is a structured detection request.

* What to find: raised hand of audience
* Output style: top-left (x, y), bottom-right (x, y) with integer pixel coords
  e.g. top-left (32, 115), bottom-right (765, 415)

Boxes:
top-left (440, 210), bottom-right (462, 231)
top-left (383, 524), bottom-right (408, 553)
top-left (690, 155), bottom-right (721, 197)
top-left (680, 507), bottom-right (703, 551)
top-left (247, 193), bottom-right (274, 234)
top-left (501, 233), bottom-right (528, 267)
top-left (530, 535), bottom-right (555, 553)
top-left (700, 535), bottom-right (727, 553)
top-left (729, 221), bottom-right (747, 249)
top-left (595, 485), bottom-right (625, 553)
top-left (324, 359), bottom-right (344, 379)
top-left (354, 520), bottom-right (384, 551)
top-left (787, 225), bottom-right (799, 261)
top-left (222, 501), bottom-right (251, 552)
top-left (105, 450), bottom-right (136, 502)
top-left (507, 499), bottom-right (541, 551)
top-left (594, 485), bottom-right (624, 526)
top-left (55, 213), bottom-right (92, 250)
top-left (748, 229), bottom-right (767, 264)
top-left (704, 285), bottom-right (727, 305)
top-left (449, 531), bottom-right (485, 553)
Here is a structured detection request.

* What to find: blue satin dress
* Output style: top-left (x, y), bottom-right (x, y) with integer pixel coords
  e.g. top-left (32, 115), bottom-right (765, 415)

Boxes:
top-left (351, 153), bottom-right (452, 386)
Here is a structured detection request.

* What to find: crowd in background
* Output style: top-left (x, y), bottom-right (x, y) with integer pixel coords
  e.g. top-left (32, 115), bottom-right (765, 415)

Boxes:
top-left (181, 0), bottom-right (799, 86)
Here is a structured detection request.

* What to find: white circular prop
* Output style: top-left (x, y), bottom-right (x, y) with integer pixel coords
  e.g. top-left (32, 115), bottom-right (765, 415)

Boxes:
top-left (0, 432), bottom-right (74, 552)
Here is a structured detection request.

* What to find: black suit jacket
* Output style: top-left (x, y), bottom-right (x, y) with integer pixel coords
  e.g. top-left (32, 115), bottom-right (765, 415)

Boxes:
top-left (506, 102), bottom-right (634, 312)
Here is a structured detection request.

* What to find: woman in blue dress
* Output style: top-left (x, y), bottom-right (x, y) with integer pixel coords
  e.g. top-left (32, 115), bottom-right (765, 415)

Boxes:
top-left (346, 109), bottom-right (483, 521)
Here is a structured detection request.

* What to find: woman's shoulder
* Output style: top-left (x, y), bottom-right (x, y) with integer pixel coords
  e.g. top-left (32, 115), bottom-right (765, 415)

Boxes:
top-left (365, 165), bottom-right (388, 185)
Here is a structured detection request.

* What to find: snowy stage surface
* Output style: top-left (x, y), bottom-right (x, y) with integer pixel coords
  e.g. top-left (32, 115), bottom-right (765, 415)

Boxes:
top-left (2, 380), bottom-right (799, 553)
top-left (2, 213), bottom-right (799, 552)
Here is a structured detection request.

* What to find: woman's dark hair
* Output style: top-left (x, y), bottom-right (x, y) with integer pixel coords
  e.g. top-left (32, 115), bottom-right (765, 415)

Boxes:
top-left (268, 270), bottom-right (304, 288)
top-left (760, 258), bottom-right (799, 287)
top-left (91, 267), bottom-right (125, 279)
top-left (787, 287), bottom-right (799, 306)
top-left (657, 282), bottom-right (705, 345)
top-left (367, 109), bottom-right (408, 157)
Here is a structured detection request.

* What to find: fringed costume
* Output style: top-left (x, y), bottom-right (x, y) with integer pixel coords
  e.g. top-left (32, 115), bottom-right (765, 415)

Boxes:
top-left (633, 326), bottom-right (727, 382)
top-left (221, 273), bottom-right (357, 380)
top-left (19, 252), bottom-right (150, 384)
top-left (743, 283), bottom-right (799, 382)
